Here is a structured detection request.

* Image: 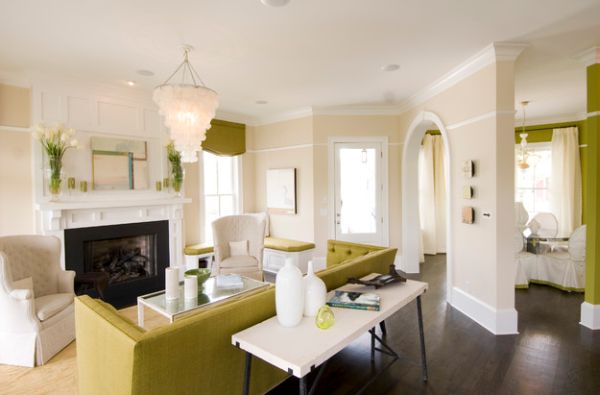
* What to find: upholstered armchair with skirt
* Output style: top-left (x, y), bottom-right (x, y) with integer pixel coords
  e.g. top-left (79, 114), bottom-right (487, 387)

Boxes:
top-left (212, 215), bottom-right (266, 281)
top-left (0, 235), bottom-right (76, 367)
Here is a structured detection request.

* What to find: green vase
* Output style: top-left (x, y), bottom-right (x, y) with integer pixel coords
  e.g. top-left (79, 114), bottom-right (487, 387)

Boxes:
top-left (315, 305), bottom-right (335, 329)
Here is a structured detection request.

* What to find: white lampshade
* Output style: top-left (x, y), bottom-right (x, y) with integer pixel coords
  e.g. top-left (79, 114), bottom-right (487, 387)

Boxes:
top-left (153, 84), bottom-right (219, 163)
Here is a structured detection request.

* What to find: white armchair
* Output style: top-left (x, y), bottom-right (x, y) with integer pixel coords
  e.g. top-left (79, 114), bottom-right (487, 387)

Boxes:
top-left (537, 225), bottom-right (586, 291)
top-left (212, 215), bottom-right (266, 281)
top-left (0, 235), bottom-right (75, 367)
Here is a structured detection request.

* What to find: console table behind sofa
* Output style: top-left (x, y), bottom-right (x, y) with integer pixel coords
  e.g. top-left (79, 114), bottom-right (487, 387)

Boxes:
top-left (75, 240), bottom-right (396, 395)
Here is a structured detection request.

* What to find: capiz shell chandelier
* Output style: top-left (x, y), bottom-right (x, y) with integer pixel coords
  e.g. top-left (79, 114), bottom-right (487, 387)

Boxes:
top-left (153, 46), bottom-right (218, 163)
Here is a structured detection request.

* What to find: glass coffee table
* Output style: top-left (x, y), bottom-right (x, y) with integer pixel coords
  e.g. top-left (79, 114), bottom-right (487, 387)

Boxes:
top-left (137, 275), bottom-right (269, 328)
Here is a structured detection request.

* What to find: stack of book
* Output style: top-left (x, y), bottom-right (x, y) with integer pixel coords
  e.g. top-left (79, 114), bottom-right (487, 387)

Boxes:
top-left (326, 290), bottom-right (381, 311)
top-left (215, 274), bottom-right (244, 289)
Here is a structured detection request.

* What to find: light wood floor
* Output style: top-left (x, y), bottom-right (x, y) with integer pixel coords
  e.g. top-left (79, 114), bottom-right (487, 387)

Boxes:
top-left (0, 305), bottom-right (169, 395)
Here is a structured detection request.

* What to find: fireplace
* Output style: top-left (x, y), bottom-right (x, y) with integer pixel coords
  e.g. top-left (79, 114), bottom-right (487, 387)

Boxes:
top-left (65, 220), bottom-right (169, 307)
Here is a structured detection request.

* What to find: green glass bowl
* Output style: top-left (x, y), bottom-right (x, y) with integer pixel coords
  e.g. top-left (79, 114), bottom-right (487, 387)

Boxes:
top-left (184, 268), bottom-right (211, 287)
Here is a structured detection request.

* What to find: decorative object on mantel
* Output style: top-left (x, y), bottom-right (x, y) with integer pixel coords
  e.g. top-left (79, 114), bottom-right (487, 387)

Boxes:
top-left (90, 137), bottom-right (148, 190)
top-left (155, 181), bottom-right (162, 192)
top-left (165, 267), bottom-right (179, 300)
top-left (35, 124), bottom-right (78, 201)
top-left (303, 261), bottom-right (326, 317)
top-left (347, 265), bottom-right (407, 289)
top-left (315, 305), bottom-right (335, 329)
top-left (167, 141), bottom-right (184, 196)
top-left (163, 177), bottom-right (170, 192)
top-left (153, 45), bottom-right (219, 163)
top-left (79, 180), bottom-right (88, 193)
top-left (275, 258), bottom-right (304, 327)
top-left (67, 177), bottom-right (76, 195)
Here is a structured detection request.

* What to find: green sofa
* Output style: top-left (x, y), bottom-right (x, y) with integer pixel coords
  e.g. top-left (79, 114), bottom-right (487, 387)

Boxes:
top-left (75, 240), bottom-right (397, 395)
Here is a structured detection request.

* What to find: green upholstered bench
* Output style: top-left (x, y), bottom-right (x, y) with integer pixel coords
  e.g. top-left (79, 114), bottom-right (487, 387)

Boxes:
top-left (263, 237), bottom-right (315, 252)
top-left (263, 237), bottom-right (315, 274)
top-left (183, 243), bottom-right (215, 269)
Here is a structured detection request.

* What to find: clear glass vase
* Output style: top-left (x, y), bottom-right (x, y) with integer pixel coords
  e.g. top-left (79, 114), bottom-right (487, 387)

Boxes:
top-left (46, 157), bottom-right (63, 201)
top-left (171, 167), bottom-right (184, 197)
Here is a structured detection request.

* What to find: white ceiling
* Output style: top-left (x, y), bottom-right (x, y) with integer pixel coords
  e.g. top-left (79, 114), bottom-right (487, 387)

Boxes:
top-left (0, 0), bottom-right (599, 124)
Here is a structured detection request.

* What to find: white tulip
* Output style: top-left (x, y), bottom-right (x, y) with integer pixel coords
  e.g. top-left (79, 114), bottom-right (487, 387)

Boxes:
top-left (70, 139), bottom-right (78, 147)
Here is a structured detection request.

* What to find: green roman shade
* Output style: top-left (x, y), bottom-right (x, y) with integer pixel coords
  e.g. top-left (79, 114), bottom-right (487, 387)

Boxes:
top-left (201, 119), bottom-right (246, 156)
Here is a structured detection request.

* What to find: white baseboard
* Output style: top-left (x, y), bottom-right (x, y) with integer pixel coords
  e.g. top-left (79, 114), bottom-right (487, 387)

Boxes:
top-left (580, 302), bottom-right (600, 330)
top-left (312, 256), bottom-right (326, 272)
top-left (451, 287), bottom-right (518, 335)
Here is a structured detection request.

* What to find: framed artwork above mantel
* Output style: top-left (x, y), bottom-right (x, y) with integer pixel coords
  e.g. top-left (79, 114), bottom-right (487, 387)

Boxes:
top-left (266, 168), bottom-right (297, 215)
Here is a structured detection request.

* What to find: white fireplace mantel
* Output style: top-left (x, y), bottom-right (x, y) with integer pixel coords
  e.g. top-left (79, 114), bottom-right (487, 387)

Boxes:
top-left (36, 195), bottom-right (191, 270)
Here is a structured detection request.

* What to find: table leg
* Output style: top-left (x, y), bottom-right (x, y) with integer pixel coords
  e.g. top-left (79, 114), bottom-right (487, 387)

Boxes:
top-left (299, 376), bottom-right (307, 395)
top-left (416, 295), bottom-right (428, 382)
top-left (379, 320), bottom-right (387, 336)
top-left (369, 328), bottom-right (375, 362)
top-left (243, 352), bottom-right (252, 395)
top-left (137, 303), bottom-right (144, 327)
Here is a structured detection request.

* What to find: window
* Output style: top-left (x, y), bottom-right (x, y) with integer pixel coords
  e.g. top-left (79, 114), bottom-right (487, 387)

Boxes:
top-left (203, 151), bottom-right (240, 243)
top-left (515, 142), bottom-right (552, 216)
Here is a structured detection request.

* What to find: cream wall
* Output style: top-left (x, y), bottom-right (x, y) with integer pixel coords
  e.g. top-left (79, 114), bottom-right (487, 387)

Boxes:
top-left (246, 118), bottom-right (315, 242)
top-left (0, 83), bottom-right (34, 236)
top-left (312, 115), bottom-right (402, 256)
top-left (398, 61), bottom-right (517, 318)
top-left (0, 130), bottom-right (35, 236)
top-left (0, 83), bottom-right (30, 128)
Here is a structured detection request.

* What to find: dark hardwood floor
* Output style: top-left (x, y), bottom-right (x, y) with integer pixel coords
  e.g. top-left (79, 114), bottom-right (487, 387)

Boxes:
top-left (267, 254), bottom-right (600, 395)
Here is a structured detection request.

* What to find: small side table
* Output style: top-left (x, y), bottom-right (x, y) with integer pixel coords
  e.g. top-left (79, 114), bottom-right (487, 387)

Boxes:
top-left (75, 272), bottom-right (109, 300)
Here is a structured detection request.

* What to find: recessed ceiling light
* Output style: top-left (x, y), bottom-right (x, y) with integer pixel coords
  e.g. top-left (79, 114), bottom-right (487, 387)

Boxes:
top-left (136, 69), bottom-right (155, 77)
top-left (260, 0), bottom-right (290, 7)
top-left (256, 100), bottom-right (268, 105)
top-left (126, 80), bottom-right (136, 86)
top-left (381, 64), bottom-right (400, 72)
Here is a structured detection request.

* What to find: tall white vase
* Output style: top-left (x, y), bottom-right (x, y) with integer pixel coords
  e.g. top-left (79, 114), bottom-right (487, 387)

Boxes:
top-left (304, 261), bottom-right (327, 317)
top-left (276, 258), bottom-right (304, 327)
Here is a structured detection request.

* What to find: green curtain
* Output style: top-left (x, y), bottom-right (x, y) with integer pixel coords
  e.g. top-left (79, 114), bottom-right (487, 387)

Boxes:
top-left (201, 119), bottom-right (246, 156)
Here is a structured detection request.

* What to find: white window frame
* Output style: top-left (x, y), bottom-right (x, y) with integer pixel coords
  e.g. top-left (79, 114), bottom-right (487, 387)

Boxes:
top-left (515, 141), bottom-right (552, 216)
top-left (200, 152), bottom-right (243, 243)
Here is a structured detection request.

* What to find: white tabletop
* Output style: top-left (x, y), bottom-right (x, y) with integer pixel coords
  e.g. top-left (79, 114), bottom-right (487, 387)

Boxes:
top-left (231, 279), bottom-right (428, 378)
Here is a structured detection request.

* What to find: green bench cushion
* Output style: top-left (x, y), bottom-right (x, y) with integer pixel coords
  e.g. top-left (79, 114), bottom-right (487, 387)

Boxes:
top-left (264, 237), bottom-right (315, 252)
top-left (184, 243), bottom-right (214, 256)
top-left (326, 239), bottom-right (386, 267)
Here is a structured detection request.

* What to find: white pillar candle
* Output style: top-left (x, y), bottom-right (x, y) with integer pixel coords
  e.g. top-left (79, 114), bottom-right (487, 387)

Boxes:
top-left (184, 276), bottom-right (198, 299)
top-left (165, 267), bottom-right (180, 300)
top-left (184, 296), bottom-right (198, 310)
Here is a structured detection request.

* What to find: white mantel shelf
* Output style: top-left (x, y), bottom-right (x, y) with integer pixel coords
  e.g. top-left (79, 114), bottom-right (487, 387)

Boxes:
top-left (35, 196), bottom-right (191, 211)
top-left (35, 195), bottom-right (191, 269)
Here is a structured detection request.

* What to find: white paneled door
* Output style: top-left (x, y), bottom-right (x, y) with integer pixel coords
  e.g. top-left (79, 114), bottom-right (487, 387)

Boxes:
top-left (333, 142), bottom-right (384, 245)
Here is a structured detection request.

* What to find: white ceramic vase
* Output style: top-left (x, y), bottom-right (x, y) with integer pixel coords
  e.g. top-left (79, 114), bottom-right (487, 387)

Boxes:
top-left (303, 261), bottom-right (326, 317)
top-left (275, 258), bottom-right (304, 327)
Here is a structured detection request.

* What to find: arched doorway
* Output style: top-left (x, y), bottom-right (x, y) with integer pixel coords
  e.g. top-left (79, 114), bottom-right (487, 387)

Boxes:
top-left (402, 111), bottom-right (453, 304)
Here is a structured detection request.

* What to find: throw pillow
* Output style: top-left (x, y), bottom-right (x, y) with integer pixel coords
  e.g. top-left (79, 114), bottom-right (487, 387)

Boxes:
top-left (229, 240), bottom-right (249, 256)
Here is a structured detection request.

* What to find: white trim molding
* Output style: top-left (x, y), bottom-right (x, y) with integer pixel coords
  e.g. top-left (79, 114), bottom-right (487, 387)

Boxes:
top-left (247, 143), bottom-right (314, 154)
top-left (580, 302), bottom-right (600, 330)
top-left (451, 287), bottom-right (519, 335)
top-left (515, 112), bottom-right (587, 127)
top-left (401, 111), bottom-right (453, 306)
top-left (447, 110), bottom-right (515, 131)
top-left (396, 42), bottom-right (527, 114)
top-left (576, 47), bottom-right (600, 67)
top-left (0, 125), bottom-right (33, 134)
top-left (587, 111), bottom-right (600, 119)
top-left (252, 107), bottom-right (313, 126)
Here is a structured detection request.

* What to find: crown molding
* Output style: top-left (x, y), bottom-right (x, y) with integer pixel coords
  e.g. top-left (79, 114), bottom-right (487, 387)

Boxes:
top-left (215, 109), bottom-right (256, 125)
top-left (575, 47), bottom-right (600, 67)
top-left (251, 107), bottom-right (313, 126)
top-left (514, 112), bottom-right (587, 127)
top-left (396, 42), bottom-right (528, 114)
top-left (0, 70), bottom-right (33, 88)
top-left (312, 104), bottom-right (401, 116)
